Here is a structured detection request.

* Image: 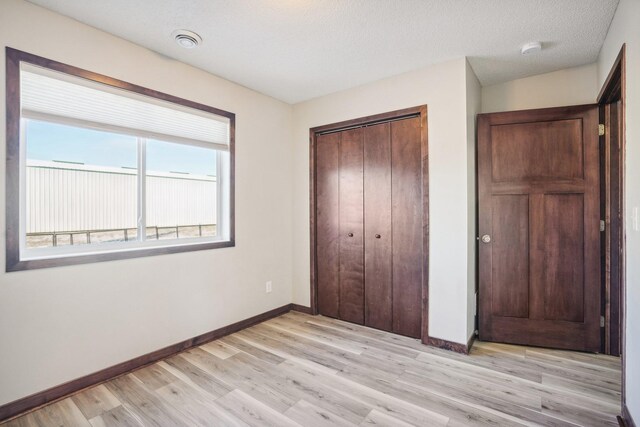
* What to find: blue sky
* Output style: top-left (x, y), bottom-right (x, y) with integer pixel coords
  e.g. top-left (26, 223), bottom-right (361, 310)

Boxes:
top-left (26, 120), bottom-right (217, 176)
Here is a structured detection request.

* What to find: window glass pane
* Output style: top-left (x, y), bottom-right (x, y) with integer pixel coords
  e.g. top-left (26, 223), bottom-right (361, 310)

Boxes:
top-left (145, 139), bottom-right (217, 240)
top-left (25, 120), bottom-right (138, 249)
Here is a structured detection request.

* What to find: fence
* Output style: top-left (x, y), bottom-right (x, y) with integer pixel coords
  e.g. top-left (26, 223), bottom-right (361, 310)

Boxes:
top-left (26, 223), bottom-right (217, 248)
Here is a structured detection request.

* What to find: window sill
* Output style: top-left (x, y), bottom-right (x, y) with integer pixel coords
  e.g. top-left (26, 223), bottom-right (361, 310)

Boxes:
top-left (7, 239), bottom-right (235, 272)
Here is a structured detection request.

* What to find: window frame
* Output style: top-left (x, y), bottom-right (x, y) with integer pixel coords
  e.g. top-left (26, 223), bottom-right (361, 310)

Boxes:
top-left (5, 47), bottom-right (235, 272)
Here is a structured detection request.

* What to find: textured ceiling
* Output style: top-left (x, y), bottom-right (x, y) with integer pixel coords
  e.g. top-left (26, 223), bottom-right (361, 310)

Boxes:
top-left (26, 0), bottom-right (619, 103)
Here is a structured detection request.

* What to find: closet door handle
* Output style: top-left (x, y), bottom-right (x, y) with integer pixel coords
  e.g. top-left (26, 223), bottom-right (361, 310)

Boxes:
top-left (375, 234), bottom-right (381, 239)
top-left (347, 232), bottom-right (354, 237)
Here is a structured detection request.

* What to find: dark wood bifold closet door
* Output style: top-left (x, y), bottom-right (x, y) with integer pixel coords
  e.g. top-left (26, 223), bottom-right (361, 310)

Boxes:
top-left (390, 117), bottom-right (423, 338)
top-left (316, 132), bottom-right (341, 319)
top-left (338, 129), bottom-right (365, 324)
top-left (363, 117), bottom-right (423, 338)
top-left (478, 105), bottom-right (601, 352)
top-left (316, 129), bottom-right (365, 325)
top-left (315, 111), bottom-right (424, 339)
top-left (364, 123), bottom-right (393, 331)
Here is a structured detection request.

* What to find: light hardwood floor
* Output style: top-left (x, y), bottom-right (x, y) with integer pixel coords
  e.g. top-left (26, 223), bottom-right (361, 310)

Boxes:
top-left (2, 311), bottom-right (621, 426)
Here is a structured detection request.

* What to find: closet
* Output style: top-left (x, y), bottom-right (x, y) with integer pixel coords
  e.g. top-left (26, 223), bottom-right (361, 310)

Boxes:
top-left (311, 106), bottom-right (428, 339)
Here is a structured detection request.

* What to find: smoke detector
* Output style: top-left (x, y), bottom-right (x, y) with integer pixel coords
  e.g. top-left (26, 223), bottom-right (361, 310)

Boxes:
top-left (521, 41), bottom-right (542, 55)
top-left (172, 30), bottom-right (202, 49)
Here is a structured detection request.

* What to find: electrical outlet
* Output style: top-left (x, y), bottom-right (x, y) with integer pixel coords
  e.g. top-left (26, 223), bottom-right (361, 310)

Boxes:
top-left (265, 281), bottom-right (272, 293)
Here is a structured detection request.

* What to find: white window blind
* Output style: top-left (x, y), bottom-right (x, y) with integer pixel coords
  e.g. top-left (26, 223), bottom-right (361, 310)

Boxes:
top-left (20, 63), bottom-right (230, 151)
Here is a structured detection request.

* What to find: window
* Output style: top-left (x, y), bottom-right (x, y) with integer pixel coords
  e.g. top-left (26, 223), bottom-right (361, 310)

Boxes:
top-left (6, 48), bottom-right (235, 271)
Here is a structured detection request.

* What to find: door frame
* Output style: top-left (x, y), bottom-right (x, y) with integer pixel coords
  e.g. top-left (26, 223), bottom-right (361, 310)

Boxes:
top-left (597, 45), bottom-right (627, 421)
top-left (309, 105), bottom-right (430, 343)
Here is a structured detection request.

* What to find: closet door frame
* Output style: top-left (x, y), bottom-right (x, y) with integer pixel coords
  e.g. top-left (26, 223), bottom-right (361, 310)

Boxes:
top-left (309, 105), bottom-right (429, 343)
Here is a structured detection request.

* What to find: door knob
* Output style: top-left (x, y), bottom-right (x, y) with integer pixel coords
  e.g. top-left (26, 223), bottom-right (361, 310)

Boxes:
top-left (375, 234), bottom-right (381, 239)
top-left (347, 232), bottom-right (354, 237)
top-left (481, 234), bottom-right (491, 243)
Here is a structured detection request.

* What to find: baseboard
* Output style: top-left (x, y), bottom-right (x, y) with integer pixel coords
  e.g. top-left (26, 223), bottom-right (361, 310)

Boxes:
top-left (0, 303), bottom-right (293, 423)
top-left (427, 336), bottom-right (471, 354)
top-left (290, 303), bottom-right (313, 314)
top-left (467, 333), bottom-right (477, 353)
top-left (427, 336), bottom-right (469, 354)
top-left (619, 403), bottom-right (637, 427)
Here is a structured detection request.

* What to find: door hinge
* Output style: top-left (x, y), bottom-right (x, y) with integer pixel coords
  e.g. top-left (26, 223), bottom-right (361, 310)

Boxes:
top-left (600, 220), bottom-right (606, 232)
top-left (600, 316), bottom-right (605, 328)
top-left (599, 124), bottom-right (605, 136)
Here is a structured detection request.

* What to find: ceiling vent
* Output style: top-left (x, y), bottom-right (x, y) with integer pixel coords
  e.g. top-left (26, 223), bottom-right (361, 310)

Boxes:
top-left (172, 30), bottom-right (202, 49)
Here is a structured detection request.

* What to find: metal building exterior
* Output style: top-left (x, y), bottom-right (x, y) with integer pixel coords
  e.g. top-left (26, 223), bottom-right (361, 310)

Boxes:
top-left (25, 160), bottom-right (217, 234)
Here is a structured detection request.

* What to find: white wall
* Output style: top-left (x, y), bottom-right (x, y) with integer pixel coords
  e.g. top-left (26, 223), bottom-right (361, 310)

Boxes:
top-left (292, 58), bottom-right (475, 345)
top-left (481, 63), bottom-right (598, 113)
top-left (465, 61), bottom-right (481, 340)
top-left (598, 0), bottom-right (640, 421)
top-left (0, 0), bottom-right (294, 406)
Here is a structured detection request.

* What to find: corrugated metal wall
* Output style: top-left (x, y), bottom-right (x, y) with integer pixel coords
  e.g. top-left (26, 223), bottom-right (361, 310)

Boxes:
top-left (26, 162), bottom-right (216, 233)
top-left (147, 174), bottom-right (216, 228)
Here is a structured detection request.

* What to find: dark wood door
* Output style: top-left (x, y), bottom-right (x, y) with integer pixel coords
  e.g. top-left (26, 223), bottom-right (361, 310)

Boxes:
top-left (316, 132), bottom-right (340, 319)
top-left (315, 113), bottom-right (424, 338)
top-left (478, 105), bottom-right (601, 352)
top-left (316, 129), bottom-right (365, 324)
top-left (362, 118), bottom-right (423, 338)
top-left (364, 123), bottom-right (393, 331)
top-left (390, 117), bottom-right (423, 338)
top-left (338, 128), bottom-right (365, 324)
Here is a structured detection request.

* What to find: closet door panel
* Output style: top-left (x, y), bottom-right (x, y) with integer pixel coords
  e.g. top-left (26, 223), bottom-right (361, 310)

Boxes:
top-left (339, 128), bottom-right (365, 324)
top-left (364, 123), bottom-right (393, 332)
top-left (391, 117), bottom-right (423, 338)
top-left (316, 132), bottom-right (341, 318)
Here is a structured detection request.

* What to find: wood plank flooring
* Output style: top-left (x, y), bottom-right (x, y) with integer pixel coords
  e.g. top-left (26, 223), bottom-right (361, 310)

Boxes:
top-left (1, 312), bottom-right (621, 426)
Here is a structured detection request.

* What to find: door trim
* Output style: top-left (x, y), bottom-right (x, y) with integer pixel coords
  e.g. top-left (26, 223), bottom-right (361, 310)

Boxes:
top-left (598, 44), bottom-right (626, 420)
top-left (309, 105), bottom-right (429, 343)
